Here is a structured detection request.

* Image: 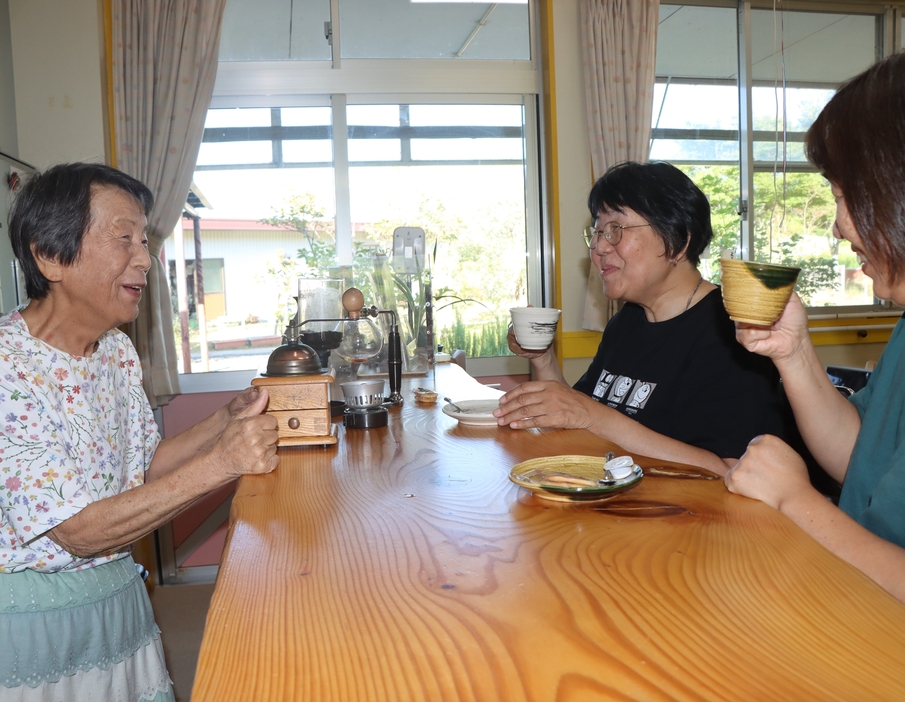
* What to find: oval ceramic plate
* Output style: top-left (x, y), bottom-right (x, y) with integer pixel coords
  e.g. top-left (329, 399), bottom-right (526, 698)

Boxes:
top-left (509, 455), bottom-right (643, 503)
top-left (441, 399), bottom-right (501, 426)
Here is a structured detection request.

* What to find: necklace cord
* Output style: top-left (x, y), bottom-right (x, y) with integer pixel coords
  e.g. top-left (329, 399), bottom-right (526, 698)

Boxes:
top-left (684, 276), bottom-right (704, 312)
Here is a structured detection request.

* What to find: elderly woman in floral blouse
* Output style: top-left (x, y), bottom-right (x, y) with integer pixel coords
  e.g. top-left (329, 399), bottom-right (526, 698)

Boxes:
top-left (0, 163), bottom-right (279, 702)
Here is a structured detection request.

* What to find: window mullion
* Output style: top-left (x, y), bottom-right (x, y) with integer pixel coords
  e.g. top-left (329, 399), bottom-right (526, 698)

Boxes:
top-left (895, 7), bottom-right (903, 52)
top-left (399, 105), bottom-right (412, 163)
top-left (271, 107), bottom-right (283, 168)
top-left (523, 95), bottom-right (546, 308)
top-left (737, 0), bottom-right (755, 260)
top-left (879, 8), bottom-right (893, 58)
top-left (330, 0), bottom-right (341, 68)
top-left (332, 94), bottom-right (353, 265)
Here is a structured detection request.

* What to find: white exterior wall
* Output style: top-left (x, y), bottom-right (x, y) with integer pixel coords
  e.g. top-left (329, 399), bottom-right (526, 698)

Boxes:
top-left (165, 227), bottom-right (315, 324)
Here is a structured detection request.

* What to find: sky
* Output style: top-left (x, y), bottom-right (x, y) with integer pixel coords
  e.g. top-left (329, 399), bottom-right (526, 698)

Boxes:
top-left (193, 84), bottom-right (831, 224)
top-left (192, 163), bottom-right (527, 224)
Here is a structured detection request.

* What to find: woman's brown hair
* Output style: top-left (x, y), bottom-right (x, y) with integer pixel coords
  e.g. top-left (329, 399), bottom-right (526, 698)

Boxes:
top-left (805, 52), bottom-right (905, 283)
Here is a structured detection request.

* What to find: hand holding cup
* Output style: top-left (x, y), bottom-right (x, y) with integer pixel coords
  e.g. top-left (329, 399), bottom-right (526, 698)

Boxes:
top-left (509, 307), bottom-right (561, 351)
top-left (719, 259), bottom-right (800, 326)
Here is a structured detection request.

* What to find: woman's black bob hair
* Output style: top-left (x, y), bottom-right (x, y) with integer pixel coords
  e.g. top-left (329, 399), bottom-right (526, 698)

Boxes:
top-left (587, 161), bottom-right (713, 266)
top-left (8, 162), bottom-right (154, 301)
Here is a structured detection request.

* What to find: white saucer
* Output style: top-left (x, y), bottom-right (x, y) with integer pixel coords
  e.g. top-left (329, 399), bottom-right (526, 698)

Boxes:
top-left (441, 399), bottom-right (501, 426)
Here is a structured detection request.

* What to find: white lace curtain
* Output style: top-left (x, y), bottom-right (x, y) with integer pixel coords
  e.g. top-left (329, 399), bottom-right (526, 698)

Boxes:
top-left (111, 0), bottom-right (227, 406)
top-left (579, 0), bottom-right (660, 331)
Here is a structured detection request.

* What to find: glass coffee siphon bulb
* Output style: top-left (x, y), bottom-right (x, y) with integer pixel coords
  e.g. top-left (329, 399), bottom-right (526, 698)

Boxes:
top-left (335, 318), bottom-right (383, 363)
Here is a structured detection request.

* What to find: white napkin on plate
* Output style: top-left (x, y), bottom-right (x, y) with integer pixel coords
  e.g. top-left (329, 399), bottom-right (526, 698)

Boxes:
top-left (604, 455), bottom-right (635, 480)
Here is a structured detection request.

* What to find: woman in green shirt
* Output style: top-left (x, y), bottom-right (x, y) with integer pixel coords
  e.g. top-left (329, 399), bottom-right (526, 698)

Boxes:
top-left (726, 52), bottom-right (905, 603)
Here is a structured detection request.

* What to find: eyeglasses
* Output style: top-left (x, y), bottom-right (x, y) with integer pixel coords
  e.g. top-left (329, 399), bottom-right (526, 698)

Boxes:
top-left (583, 221), bottom-right (650, 249)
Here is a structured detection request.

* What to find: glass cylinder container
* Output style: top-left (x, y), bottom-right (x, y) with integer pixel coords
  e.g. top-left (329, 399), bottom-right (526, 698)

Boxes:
top-left (297, 278), bottom-right (344, 366)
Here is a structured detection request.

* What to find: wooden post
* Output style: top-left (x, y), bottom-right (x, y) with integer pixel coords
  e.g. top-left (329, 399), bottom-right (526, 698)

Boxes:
top-left (174, 219), bottom-right (191, 373)
top-left (192, 215), bottom-right (209, 371)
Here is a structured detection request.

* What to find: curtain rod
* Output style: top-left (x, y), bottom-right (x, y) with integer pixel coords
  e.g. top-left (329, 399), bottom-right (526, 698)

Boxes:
top-left (0, 150), bottom-right (35, 172)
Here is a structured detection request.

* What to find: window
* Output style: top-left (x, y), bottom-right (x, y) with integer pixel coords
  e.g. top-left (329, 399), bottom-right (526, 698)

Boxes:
top-left (165, 0), bottom-right (543, 375)
top-left (219, 0), bottom-right (332, 61)
top-left (654, 3), bottom-right (896, 308)
top-left (218, 0), bottom-right (530, 62)
top-left (347, 103), bottom-right (530, 365)
top-left (339, 0), bottom-right (530, 60)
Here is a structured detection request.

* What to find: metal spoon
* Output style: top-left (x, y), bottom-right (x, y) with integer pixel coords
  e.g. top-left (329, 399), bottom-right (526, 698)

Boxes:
top-left (444, 397), bottom-right (464, 412)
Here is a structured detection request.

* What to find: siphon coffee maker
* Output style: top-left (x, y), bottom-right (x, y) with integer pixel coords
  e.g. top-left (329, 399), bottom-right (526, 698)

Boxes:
top-left (296, 278), bottom-right (344, 368)
top-left (299, 287), bottom-right (404, 429)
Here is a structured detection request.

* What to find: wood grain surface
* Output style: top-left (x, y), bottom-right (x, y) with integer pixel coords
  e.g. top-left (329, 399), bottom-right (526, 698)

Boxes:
top-left (193, 364), bottom-right (905, 701)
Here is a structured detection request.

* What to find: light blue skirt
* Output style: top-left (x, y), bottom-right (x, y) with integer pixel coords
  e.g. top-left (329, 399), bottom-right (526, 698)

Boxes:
top-left (0, 556), bottom-right (174, 702)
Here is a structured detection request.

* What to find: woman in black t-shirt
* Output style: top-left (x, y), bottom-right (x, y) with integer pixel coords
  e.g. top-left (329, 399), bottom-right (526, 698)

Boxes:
top-left (493, 161), bottom-right (789, 476)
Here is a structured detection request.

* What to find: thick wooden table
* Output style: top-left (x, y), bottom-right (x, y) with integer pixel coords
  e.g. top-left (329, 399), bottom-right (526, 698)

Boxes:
top-left (193, 364), bottom-right (905, 701)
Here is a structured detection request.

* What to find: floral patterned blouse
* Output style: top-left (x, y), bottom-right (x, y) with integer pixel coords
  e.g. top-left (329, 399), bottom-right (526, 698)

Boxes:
top-left (0, 309), bottom-right (159, 573)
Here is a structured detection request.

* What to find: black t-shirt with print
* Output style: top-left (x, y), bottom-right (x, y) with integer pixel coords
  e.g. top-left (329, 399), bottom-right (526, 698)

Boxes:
top-left (572, 288), bottom-right (789, 459)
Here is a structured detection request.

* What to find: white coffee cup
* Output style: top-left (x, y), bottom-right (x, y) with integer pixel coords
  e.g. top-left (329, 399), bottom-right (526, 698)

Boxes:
top-left (510, 307), bottom-right (561, 350)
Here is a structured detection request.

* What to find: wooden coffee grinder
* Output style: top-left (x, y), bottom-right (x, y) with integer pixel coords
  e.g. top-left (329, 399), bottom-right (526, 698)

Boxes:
top-left (251, 285), bottom-right (404, 445)
top-left (250, 291), bottom-right (339, 447)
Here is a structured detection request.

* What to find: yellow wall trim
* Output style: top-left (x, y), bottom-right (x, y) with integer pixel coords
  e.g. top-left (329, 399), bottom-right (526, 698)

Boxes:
top-left (561, 316), bottom-right (899, 359)
top-left (104, 0), bottom-right (117, 167)
top-left (808, 316), bottom-right (899, 346)
top-left (807, 317), bottom-right (900, 327)
top-left (562, 330), bottom-right (602, 359)
top-left (810, 329), bottom-right (893, 346)
top-left (538, 0), bottom-right (561, 366)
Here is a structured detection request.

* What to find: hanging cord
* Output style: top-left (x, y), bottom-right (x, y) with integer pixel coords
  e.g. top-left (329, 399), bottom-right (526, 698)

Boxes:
top-left (651, 6), bottom-right (682, 157)
top-left (288, 0), bottom-right (294, 59)
top-left (780, 1), bottom-right (788, 234)
top-left (650, 76), bottom-right (671, 159)
top-left (456, 4), bottom-right (497, 58)
top-left (768, 0), bottom-right (789, 263)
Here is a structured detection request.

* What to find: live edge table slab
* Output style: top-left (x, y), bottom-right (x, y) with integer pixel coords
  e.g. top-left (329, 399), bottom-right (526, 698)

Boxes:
top-left (192, 364), bottom-right (905, 702)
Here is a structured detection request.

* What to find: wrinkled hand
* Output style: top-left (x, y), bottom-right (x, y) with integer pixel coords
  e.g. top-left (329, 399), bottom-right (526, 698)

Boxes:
top-left (225, 386), bottom-right (264, 419)
top-left (735, 293), bottom-right (810, 365)
top-left (506, 325), bottom-right (554, 361)
top-left (493, 381), bottom-right (595, 430)
top-left (724, 434), bottom-right (812, 511)
top-left (211, 388), bottom-right (279, 478)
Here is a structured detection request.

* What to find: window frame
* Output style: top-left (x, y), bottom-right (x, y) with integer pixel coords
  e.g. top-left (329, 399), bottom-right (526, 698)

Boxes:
top-left (177, 0), bottom-right (547, 390)
top-left (654, 0), bottom-right (905, 315)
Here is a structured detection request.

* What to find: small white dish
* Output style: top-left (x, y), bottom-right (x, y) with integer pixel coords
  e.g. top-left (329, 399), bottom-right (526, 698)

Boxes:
top-left (441, 399), bottom-right (501, 426)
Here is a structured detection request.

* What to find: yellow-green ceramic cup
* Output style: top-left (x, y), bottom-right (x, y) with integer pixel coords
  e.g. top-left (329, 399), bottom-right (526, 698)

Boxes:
top-left (719, 259), bottom-right (801, 326)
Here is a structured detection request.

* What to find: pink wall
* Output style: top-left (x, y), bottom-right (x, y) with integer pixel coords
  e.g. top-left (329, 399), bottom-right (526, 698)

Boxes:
top-left (161, 391), bottom-right (239, 563)
top-left (161, 390), bottom-right (239, 436)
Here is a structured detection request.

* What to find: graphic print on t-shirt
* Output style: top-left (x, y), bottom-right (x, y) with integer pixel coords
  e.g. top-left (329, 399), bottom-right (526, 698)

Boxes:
top-left (609, 376), bottom-right (635, 403)
top-left (593, 372), bottom-right (616, 398)
top-left (627, 382), bottom-right (654, 408)
top-left (592, 369), bottom-right (656, 415)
